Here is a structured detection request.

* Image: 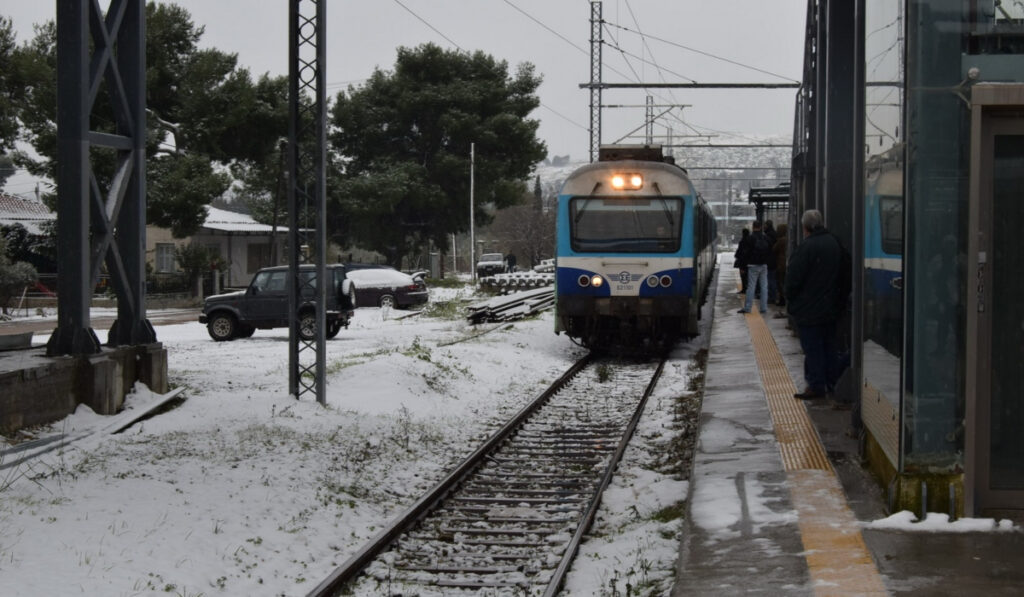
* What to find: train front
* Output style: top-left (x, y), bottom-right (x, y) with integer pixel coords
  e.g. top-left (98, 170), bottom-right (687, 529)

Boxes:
top-left (555, 160), bottom-right (697, 349)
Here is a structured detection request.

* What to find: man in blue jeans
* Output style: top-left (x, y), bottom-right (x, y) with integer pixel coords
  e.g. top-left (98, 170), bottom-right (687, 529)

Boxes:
top-left (738, 220), bottom-right (771, 314)
top-left (784, 209), bottom-right (843, 399)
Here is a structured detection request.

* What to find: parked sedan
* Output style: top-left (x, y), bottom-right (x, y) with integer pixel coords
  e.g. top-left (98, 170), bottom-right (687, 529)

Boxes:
top-left (346, 268), bottom-right (428, 309)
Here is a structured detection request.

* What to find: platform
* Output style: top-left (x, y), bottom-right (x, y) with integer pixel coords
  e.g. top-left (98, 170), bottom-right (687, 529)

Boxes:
top-left (673, 264), bottom-right (1024, 596)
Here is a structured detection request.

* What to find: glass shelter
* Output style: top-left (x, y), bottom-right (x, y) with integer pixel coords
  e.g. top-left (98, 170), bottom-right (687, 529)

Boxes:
top-left (794, 0), bottom-right (1024, 517)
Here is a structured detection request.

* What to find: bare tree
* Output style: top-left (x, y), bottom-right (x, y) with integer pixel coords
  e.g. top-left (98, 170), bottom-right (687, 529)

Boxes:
top-left (485, 192), bottom-right (556, 270)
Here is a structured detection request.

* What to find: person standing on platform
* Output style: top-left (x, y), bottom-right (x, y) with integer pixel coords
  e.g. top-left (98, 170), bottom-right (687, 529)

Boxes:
top-left (785, 209), bottom-right (842, 399)
top-left (773, 223), bottom-right (788, 309)
top-left (738, 220), bottom-right (771, 314)
top-left (764, 219), bottom-right (779, 303)
top-left (734, 228), bottom-right (752, 294)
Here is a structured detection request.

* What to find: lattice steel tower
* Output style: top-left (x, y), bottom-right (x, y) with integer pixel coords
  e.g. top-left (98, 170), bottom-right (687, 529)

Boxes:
top-left (589, 1), bottom-right (603, 163)
top-left (288, 0), bottom-right (328, 403)
top-left (49, 0), bottom-right (154, 356)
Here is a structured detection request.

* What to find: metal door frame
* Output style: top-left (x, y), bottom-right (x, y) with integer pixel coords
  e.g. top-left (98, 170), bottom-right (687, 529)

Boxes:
top-left (966, 83), bottom-right (1024, 515)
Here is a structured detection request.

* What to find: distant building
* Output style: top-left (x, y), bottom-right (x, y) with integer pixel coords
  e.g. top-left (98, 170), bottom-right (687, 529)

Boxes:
top-left (146, 206), bottom-right (288, 288)
top-left (0, 193), bottom-right (55, 236)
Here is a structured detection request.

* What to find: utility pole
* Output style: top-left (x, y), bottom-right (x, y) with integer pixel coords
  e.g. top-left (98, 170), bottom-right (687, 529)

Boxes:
top-left (287, 0), bottom-right (327, 404)
top-left (470, 143), bottom-right (476, 281)
top-left (645, 95), bottom-right (654, 145)
top-left (589, 1), bottom-right (602, 162)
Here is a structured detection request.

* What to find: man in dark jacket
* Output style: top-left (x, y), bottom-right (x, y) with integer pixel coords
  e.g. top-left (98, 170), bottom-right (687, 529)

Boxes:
top-left (764, 219), bottom-right (778, 302)
top-left (738, 220), bottom-right (772, 314)
top-left (734, 228), bottom-right (752, 294)
top-left (785, 210), bottom-right (842, 399)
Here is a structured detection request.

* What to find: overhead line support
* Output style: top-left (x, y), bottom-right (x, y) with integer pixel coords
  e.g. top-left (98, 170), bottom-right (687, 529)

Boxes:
top-left (589, 1), bottom-right (602, 163)
top-left (580, 82), bottom-right (802, 89)
top-left (288, 0), bottom-right (328, 404)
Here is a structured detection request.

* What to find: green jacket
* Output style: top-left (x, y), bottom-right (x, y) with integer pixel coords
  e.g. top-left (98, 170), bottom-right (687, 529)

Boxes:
top-left (785, 227), bottom-right (841, 326)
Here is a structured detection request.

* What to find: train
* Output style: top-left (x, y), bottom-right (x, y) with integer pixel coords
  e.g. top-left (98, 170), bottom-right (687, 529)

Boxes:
top-left (554, 145), bottom-right (717, 350)
top-left (863, 154), bottom-right (903, 357)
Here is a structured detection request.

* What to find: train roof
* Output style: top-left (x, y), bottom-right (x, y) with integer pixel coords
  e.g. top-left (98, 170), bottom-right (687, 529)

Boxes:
top-left (560, 160), bottom-right (695, 197)
top-left (868, 167), bottom-right (903, 197)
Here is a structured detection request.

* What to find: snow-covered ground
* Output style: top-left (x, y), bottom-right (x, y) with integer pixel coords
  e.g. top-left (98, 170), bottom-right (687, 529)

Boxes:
top-left (0, 285), bottom-right (704, 596)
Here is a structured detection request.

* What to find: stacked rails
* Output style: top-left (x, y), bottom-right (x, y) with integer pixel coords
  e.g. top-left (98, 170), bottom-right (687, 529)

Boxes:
top-left (477, 272), bottom-right (555, 293)
top-left (466, 287), bottom-right (555, 324)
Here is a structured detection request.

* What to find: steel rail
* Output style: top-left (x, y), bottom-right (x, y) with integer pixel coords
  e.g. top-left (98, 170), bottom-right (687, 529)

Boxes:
top-left (307, 352), bottom-right (594, 597)
top-left (542, 355), bottom-right (668, 596)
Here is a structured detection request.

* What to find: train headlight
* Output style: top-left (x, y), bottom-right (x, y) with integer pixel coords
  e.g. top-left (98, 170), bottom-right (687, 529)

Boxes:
top-left (591, 274), bottom-right (604, 287)
top-left (611, 173), bottom-right (643, 190)
top-left (646, 275), bottom-right (659, 288)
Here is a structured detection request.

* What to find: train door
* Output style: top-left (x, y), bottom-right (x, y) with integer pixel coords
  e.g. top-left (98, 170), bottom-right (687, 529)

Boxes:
top-left (966, 87), bottom-right (1024, 516)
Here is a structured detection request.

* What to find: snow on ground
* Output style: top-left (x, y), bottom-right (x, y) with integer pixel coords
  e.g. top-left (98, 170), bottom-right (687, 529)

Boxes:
top-left (867, 511), bottom-right (1016, 532)
top-left (0, 285), bottom-right (702, 597)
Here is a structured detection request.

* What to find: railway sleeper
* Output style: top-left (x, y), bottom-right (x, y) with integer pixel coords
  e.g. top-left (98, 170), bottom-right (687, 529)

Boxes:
top-left (396, 564), bottom-right (522, 574)
top-left (457, 489), bottom-right (590, 499)
top-left (404, 533), bottom-right (561, 550)
top-left (498, 448), bottom-right (614, 459)
top-left (464, 477), bottom-right (593, 488)
top-left (451, 537), bottom-right (565, 548)
top-left (378, 572), bottom-right (534, 589)
top-left (393, 548), bottom-right (541, 562)
top-left (513, 433), bottom-right (621, 443)
top-left (473, 470), bottom-right (593, 481)
top-left (451, 496), bottom-right (581, 505)
top-left (506, 438), bottom-right (620, 448)
top-left (434, 515), bottom-right (574, 525)
top-left (434, 578), bottom-right (534, 589)
top-left (438, 525), bottom-right (561, 537)
top-left (439, 505), bottom-right (579, 518)
top-left (483, 458), bottom-right (602, 466)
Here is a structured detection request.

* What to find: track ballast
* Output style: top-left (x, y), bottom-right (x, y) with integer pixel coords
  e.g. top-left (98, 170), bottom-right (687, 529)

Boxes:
top-left (309, 354), bottom-right (667, 596)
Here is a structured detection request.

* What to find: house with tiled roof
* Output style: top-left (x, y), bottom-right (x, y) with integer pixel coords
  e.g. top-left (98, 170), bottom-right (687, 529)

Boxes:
top-left (0, 193), bottom-right (55, 236)
top-left (0, 195), bottom-right (287, 289)
top-left (146, 205), bottom-right (288, 288)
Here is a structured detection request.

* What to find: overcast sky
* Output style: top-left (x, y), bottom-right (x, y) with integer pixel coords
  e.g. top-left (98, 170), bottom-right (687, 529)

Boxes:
top-left (4, 1), bottom-right (806, 194)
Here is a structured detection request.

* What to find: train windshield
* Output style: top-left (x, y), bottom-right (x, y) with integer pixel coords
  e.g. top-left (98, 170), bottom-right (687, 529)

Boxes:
top-left (879, 196), bottom-right (903, 255)
top-left (570, 196), bottom-right (682, 253)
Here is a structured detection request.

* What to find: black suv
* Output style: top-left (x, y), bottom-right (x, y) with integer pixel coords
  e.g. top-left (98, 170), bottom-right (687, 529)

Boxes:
top-left (199, 264), bottom-right (355, 341)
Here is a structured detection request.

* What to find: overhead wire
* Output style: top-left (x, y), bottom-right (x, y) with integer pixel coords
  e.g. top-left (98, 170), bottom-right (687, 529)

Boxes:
top-left (500, 0), bottom-right (769, 144)
top-left (600, 4), bottom-right (791, 149)
top-left (392, 0), bottom-right (465, 51)
top-left (621, 0), bottom-right (687, 115)
top-left (599, 7), bottom-right (699, 144)
top-left (603, 21), bottom-right (800, 83)
top-left (394, 0), bottom-right (589, 132)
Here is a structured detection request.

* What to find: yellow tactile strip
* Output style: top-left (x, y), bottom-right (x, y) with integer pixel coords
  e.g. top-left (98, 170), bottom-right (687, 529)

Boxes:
top-left (741, 311), bottom-right (889, 596)
top-left (747, 312), bottom-right (831, 471)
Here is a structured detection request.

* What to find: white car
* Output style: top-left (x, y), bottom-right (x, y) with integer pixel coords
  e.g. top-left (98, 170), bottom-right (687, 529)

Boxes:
top-left (346, 268), bottom-right (429, 309)
top-left (476, 253), bottom-right (506, 277)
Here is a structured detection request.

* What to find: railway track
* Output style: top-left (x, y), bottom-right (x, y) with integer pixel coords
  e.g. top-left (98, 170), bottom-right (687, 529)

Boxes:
top-left (309, 353), bottom-right (667, 596)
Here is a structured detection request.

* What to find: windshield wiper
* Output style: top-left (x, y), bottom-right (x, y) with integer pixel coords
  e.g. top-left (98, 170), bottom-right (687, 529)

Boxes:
top-left (659, 198), bottom-right (674, 227)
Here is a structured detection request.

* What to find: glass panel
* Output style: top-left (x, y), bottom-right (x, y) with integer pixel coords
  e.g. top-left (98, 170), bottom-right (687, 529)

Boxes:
top-left (903, 1), bottom-right (969, 470)
top-left (968, 0), bottom-right (1024, 54)
top-left (989, 134), bottom-right (1024, 490)
top-left (570, 197), bottom-right (682, 253)
top-left (863, 0), bottom-right (905, 422)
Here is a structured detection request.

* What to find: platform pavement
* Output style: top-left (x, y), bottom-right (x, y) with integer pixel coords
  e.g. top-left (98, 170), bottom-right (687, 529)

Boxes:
top-left (673, 264), bottom-right (1024, 596)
